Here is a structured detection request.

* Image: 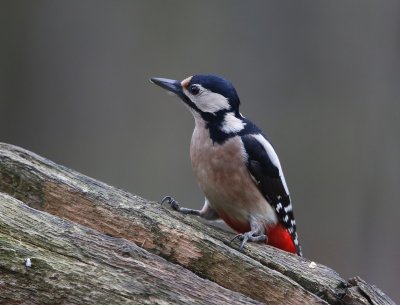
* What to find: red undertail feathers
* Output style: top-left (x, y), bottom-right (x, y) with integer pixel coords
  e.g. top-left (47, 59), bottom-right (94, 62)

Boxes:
top-left (219, 212), bottom-right (296, 254)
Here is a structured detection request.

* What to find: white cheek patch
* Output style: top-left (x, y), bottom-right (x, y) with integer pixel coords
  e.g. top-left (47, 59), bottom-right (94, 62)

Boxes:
top-left (251, 134), bottom-right (290, 195)
top-left (221, 112), bottom-right (246, 133)
top-left (185, 85), bottom-right (231, 113)
top-left (197, 91), bottom-right (231, 113)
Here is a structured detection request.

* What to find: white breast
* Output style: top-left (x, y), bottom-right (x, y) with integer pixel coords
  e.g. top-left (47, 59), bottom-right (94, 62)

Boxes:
top-left (190, 120), bottom-right (277, 225)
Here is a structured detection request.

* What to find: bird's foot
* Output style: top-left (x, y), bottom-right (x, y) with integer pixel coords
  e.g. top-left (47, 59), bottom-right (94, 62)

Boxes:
top-left (160, 196), bottom-right (202, 216)
top-left (161, 196), bottom-right (181, 211)
top-left (230, 232), bottom-right (267, 252)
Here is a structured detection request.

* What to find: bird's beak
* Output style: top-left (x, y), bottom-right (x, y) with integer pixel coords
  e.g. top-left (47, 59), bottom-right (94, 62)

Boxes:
top-left (150, 77), bottom-right (183, 95)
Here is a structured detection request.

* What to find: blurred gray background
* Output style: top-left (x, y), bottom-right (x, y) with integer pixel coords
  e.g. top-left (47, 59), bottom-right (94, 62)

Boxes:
top-left (1, 1), bottom-right (399, 301)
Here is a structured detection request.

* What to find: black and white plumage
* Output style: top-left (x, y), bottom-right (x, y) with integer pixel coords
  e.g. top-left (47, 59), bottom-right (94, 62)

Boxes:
top-left (151, 74), bottom-right (302, 256)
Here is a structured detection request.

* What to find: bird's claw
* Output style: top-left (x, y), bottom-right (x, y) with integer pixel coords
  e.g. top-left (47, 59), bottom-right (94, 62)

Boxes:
top-left (230, 232), bottom-right (267, 251)
top-left (160, 196), bottom-right (180, 211)
top-left (229, 233), bottom-right (247, 252)
top-left (230, 234), bottom-right (243, 244)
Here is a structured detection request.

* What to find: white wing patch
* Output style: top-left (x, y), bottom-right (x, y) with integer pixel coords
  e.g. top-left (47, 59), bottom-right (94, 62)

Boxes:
top-left (251, 134), bottom-right (290, 195)
top-left (221, 112), bottom-right (246, 133)
top-left (284, 203), bottom-right (293, 212)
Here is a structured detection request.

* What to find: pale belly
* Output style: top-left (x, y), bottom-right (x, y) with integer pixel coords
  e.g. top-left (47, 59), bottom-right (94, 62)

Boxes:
top-left (190, 126), bottom-right (277, 225)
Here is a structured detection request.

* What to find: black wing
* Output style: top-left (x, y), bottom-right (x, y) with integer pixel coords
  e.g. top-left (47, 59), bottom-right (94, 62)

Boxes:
top-left (241, 134), bottom-right (301, 255)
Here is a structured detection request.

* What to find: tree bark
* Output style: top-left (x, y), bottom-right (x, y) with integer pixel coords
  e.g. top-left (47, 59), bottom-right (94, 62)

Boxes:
top-left (0, 193), bottom-right (262, 305)
top-left (0, 143), bottom-right (395, 305)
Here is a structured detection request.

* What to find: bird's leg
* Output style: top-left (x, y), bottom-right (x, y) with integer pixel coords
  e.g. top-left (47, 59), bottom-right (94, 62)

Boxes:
top-left (161, 196), bottom-right (219, 220)
top-left (230, 216), bottom-right (267, 251)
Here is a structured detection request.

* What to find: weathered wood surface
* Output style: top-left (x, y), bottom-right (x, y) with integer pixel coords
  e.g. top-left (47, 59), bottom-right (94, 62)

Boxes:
top-left (0, 143), bottom-right (395, 305)
top-left (0, 193), bottom-right (262, 305)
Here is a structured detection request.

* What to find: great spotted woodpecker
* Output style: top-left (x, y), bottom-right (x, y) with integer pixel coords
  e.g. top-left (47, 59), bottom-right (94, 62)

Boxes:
top-left (151, 75), bottom-right (302, 256)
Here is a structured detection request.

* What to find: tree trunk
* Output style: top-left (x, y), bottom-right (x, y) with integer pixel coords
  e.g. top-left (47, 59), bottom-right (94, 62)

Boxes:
top-left (0, 143), bottom-right (395, 305)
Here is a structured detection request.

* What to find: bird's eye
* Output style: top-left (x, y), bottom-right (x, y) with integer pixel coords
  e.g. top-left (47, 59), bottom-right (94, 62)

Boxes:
top-left (189, 85), bottom-right (200, 95)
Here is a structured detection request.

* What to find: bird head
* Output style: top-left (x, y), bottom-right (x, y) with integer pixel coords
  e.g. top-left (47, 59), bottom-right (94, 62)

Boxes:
top-left (150, 74), bottom-right (241, 123)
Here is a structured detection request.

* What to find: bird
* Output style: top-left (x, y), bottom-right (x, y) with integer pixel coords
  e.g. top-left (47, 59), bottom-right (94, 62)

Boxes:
top-left (150, 74), bottom-right (302, 256)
